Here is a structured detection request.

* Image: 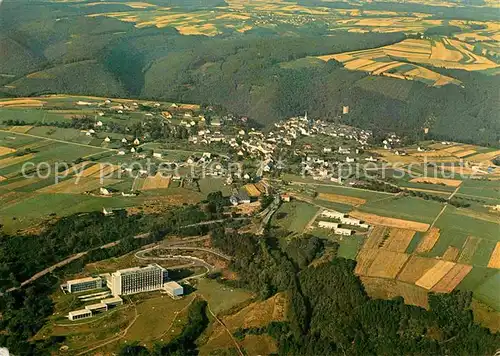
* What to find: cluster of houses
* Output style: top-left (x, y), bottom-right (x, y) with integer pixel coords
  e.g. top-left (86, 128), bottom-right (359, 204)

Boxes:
top-left (316, 210), bottom-right (370, 236)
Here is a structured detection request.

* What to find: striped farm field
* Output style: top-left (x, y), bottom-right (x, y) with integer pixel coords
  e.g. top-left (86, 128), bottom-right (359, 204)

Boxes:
top-left (431, 264), bottom-right (473, 293)
top-left (382, 228), bottom-right (416, 253)
top-left (364, 226), bottom-right (387, 249)
top-left (366, 250), bottom-right (410, 279)
top-left (415, 227), bottom-right (440, 253)
top-left (0, 153), bottom-right (35, 169)
top-left (245, 184), bottom-right (262, 197)
top-left (354, 248), bottom-right (379, 275)
top-left (487, 242), bottom-right (500, 269)
top-left (454, 149), bottom-right (477, 158)
top-left (317, 38), bottom-right (498, 87)
top-left (350, 211), bottom-right (430, 232)
top-left (416, 260), bottom-right (455, 290)
top-left (0, 146), bottom-right (16, 156)
top-left (397, 255), bottom-right (439, 284)
top-left (360, 276), bottom-right (429, 309)
top-left (458, 236), bottom-right (482, 264)
top-left (141, 173), bottom-right (171, 190)
top-left (317, 193), bottom-right (366, 206)
top-left (409, 177), bottom-right (462, 187)
top-left (442, 246), bottom-right (460, 262)
top-left (465, 150), bottom-right (500, 163)
top-left (9, 126), bottom-right (34, 134)
top-left (78, 163), bottom-right (120, 178)
top-left (38, 177), bottom-right (121, 194)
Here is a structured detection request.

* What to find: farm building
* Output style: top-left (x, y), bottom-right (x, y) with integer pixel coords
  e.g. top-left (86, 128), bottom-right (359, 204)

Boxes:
top-left (318, 221), bottom-right (339, 229)
top-left (321, 210), bottom-right (345, 219)
top-left (336, 228), bottom-right (354, 236)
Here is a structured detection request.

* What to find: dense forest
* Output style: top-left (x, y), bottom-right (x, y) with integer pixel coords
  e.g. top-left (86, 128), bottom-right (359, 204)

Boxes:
top-left (1, 0), bottom-right (499, 146)
top-left (210, 228), bottom-right (500, 355)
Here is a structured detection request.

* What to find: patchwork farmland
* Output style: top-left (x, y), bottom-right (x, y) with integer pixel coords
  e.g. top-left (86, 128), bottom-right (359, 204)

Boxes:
top-left (317, 38), bottom-right (499, 86)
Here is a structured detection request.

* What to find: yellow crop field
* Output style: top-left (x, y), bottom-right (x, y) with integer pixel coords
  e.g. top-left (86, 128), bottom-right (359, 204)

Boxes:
top-left (320, 37), bottom-right (497, 86)
top-left (410, 177), bottom-right (462, 187)
top-left (415, 227), bottom-right (440, 253)
top-left (442, 246), bottom-right (460, 262)
top-left (0, 153), bottom-right (35, 168)
top-left (57, 161), bottom-right (92, 177)
top-left (344, 58), bottom-right (375, 70)
top-left (431, 264), bottom-right (473, 293)
top-left (454, 149), bottom-right (477, 158)
top-left (487, 242), bottom-right (500, 269)
top-left (364, 226), bottom-right (388, 249)
top-left (39, 177), bottom-right (121, 194)
top-left (366, 250), bottom-right (410, 279)
top-left (350, 211), bottom-right (430, 232)
top-left (415, 260), bottom-right (455, 290)
top-left (244, 184), bottom-right (262, 197)
top-left (465, 150), bottom-right (500, 162)
top-left (430, 41), bottom-right (463, 61)
top-left (317, 193), bottom-right (366, 206)
top-left (141, 173), bottom-right (171, 190)
top-left (360, 276), bottom-right (429, 309)
top-left (397, 256), bottom-right (439, 284)
top-left (354, 248), bottom-right (379, 275)
top-left (0, 99), bottom-right (46, 107)
top-left (382, 228), bottom-right (416, 253)
top-left (0, 146), bottom-right (16, 156)
top-left (77, 163), bottom-right (119, 178)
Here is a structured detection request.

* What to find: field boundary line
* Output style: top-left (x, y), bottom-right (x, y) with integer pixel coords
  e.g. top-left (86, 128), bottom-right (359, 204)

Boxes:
top-left (0, 129), bottom-right (116, 152)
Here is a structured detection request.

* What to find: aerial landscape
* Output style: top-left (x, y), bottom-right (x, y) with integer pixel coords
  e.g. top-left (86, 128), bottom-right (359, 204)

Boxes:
top-left (0, 0), bottom-right (499, 355)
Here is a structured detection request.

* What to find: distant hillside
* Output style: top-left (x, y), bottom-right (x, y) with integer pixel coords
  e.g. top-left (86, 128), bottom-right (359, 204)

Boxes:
top-left (1, 0), bottom-right (499, 146)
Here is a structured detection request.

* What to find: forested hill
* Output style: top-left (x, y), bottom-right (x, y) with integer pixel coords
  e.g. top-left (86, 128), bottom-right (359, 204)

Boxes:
top-left (1, 0), bottom-right (499, 146)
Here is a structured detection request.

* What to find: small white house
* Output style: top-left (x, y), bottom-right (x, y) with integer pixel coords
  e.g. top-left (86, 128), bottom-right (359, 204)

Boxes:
top-left (95, 121), bottom-right (103, 127)
top-left (117, 150), bottom-right (126, 156)
top-left (153, 153), bottom-right (162, 159)
top-left (104, 137), bottom-right (111, 143)
top-left (100, 187), bottom-right (111, 196)
top-left (121, 138), bottom-right (128, 143)
top-left (133, 138), bottom-right (140, 145)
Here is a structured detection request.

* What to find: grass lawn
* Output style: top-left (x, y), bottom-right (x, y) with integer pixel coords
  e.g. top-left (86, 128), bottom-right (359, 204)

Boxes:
top-left (358, 196), bottom-right (443, 224)
top-left (473, 271), bottom-right (500, 311)
top-left (198, 177), bottom-right (232, 196)
top-left (273, 201), bottom-right (319, 234)
top-left (195, 279), bottom-right (253, 314)
top-left (0, 130), bottom-right (41, 148)
top-left (315, 184), bottom-right (391, 202)
top-left (457, 179), bottom-right (500, 200)
top-left (0, 193), bottom-right (143, 233)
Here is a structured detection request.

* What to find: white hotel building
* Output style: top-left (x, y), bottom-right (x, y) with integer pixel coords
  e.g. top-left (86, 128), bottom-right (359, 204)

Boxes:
top-left (109, 264), bottom-right (167, 296)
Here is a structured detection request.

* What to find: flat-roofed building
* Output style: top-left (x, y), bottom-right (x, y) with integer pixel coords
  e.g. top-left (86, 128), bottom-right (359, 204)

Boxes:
top-left (336, 228), bottom-right (354, 236)
top-left (321, 210), bottom-right (345, 220)
top-left (101, 296), bottom-right (123, 307)
top-left (67, 276), bottom-right (104, 294)
top-left (110, 264), bottom-right (167, 296)
top-left (318, 221), bottom-right (339, 229)
top-left (85, 303), bottom-right (108, 313)
top-left (68, 309), bottom-right (92, 321)
top-left (163, 281), bottom-right (184, 298)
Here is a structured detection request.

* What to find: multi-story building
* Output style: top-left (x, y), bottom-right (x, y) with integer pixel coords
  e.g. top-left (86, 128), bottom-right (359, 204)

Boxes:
top-left (67, 276), bottom-right (105, 294)
top-left (109, 264), bottom-right (167, 296)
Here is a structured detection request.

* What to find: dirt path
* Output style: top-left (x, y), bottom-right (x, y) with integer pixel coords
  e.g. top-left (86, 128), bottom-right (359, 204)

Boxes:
top-left (76, 299), bottom-right (139, 355)
top-left (206, 302), bottom-right (244, 356)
